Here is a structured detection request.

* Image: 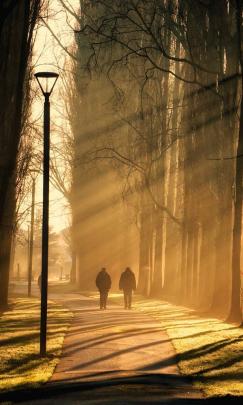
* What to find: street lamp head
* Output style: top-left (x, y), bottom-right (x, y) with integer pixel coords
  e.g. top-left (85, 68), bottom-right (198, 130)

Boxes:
top-left (34, 71), bottom-right (59, 96)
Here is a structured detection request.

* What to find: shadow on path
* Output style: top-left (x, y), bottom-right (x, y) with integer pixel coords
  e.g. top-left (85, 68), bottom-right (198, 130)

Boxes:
top-left (0, 373), bottom-right (242, 404)
top-left (0, 370), bottom-right (207, 405)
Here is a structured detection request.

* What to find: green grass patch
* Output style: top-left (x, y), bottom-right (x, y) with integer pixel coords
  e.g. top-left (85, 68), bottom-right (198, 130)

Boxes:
top-left (0, 297), bottom-right (72, 392)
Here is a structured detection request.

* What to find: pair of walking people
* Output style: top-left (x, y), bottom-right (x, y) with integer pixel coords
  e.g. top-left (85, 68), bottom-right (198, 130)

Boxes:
top-left (95, 267), bottom-right (136, 310)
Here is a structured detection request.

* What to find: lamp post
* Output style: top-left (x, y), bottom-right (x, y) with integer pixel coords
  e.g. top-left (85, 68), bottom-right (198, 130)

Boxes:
top-left (27, 170), bottom-right (38, 297)
top-left (35, 71), bottom-right (58, 356)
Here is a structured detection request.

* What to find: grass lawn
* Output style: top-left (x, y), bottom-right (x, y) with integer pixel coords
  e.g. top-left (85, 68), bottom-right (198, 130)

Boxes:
top-left (88, 291), bottom-right (243, 397)
top-left (133, 296), bottom-right (243, 397)
top-left (134, 298), bottom-right (243, 397)
top-left (0, 297), bottom-right (72, 392)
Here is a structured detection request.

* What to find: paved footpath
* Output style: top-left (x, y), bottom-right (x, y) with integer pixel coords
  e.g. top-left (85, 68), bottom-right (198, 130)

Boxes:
top-left (21, 293), bottom-right (203, 404)
top-left (51, 294), bottom-right (180, 380)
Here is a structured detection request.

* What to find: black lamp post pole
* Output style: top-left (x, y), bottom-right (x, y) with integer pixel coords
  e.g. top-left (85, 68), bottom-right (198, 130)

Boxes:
top-left (40, 93), bottom-right (50, 356)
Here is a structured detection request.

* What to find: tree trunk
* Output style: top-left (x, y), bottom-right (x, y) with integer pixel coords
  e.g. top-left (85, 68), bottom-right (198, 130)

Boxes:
top-left (0, 178), bottom-right (15, 308)
top-left (0, 0), bottom-right (41, 308)
top-left (150, 217), bottom-right (163, 296)
top-left (137, 206), bottom-right (151, 295)
top-left (227, 0), bottom-right (243, 324)
top-left (70, 250), bottom-right (77, 284)
top-left (227, 84), bottom-right (243, 323)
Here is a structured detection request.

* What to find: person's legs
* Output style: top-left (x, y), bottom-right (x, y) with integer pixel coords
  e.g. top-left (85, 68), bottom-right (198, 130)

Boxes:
top-left (124, 291), bottom-right (128, 309)
top-left (99, 292), bottom-right (102, 309)
top-left (104, 291), bottom-right (108, 309)
top-left (128, 291), bottom-right (132, 309)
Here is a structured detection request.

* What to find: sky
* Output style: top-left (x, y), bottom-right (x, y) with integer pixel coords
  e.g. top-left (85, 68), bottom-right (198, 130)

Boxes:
top-left (30, 0), bottom-right (79, 233)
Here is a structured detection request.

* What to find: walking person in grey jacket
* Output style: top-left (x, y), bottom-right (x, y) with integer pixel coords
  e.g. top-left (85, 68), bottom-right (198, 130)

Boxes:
top-left (119, 267), bottom-right (136, 309)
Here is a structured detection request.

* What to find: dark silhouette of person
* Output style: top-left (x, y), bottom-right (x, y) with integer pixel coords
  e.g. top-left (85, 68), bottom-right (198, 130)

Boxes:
top-left (119, 267), bottom-right (136, 309)
top-left (95, 267), bottom-right (111, 309)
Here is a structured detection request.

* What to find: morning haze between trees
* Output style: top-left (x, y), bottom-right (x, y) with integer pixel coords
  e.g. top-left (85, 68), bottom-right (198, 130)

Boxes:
top-left (1, 0), bottom-right (243, 401)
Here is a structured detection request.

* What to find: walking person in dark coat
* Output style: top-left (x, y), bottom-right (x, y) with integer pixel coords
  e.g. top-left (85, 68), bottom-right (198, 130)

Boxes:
top-left (119, 267), bottom-right (136, 309)
top-left (96, 267), bottom-right (111, 309)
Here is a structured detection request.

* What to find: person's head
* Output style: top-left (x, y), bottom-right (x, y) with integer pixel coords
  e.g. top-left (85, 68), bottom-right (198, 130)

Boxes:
top-left (125, 267), bottom-right (131, 272)
top-left (101, 267), bottom-right (106, 272)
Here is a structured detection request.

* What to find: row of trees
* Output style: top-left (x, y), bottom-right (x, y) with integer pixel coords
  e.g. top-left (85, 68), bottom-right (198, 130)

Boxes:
top-left (65, 0), bottom-right (243, 322)
top-left (1, 0), bottom-right (242, 326)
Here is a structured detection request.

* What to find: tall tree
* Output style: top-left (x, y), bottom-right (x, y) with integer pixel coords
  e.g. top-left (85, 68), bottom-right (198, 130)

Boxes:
top-left (0, 0), bottom-right (41, 308)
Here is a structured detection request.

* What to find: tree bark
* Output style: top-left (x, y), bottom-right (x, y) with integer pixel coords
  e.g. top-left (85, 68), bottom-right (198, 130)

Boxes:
top-left (0, 0), bottom-right (41, 307)
top-left (227, 0), bottom-right (243, 324)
